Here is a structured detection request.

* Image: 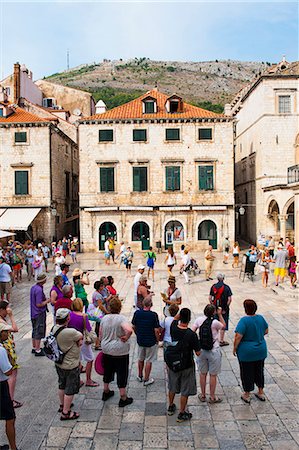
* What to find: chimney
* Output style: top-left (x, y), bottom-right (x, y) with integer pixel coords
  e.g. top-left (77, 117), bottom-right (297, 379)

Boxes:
top-left (13, 62), bottom-right (21, 104)
top-left (224, 103), bottom-right (232, 116)
top-left (95, 100), bottom-right (107, 114)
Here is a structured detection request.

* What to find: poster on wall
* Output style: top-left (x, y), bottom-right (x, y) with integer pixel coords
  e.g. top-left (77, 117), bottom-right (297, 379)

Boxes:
top-left (173, 225), bottom-right (184, 241)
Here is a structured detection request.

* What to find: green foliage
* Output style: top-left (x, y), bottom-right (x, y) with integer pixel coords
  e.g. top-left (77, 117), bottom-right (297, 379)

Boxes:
top-left (166, 66), bottom-right (176, 72)
top-left (91, 87), bottom-right (143, 109)
top-left (191, 100), bottom-right (224, 114)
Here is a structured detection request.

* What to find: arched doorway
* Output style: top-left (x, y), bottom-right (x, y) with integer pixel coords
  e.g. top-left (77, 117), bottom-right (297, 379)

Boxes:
top-left (99, 222), bottom-right (117, 250)
top-left (198, 220), bottom-right (217, 249)
top-left (132, 221), bottom-right (150, 250)
top-left (164, 220), bottom-right (184, 248)
top-left (268, 200), bottom-right (280, 232)
top-left (286, 201), bottom-right (294, 237)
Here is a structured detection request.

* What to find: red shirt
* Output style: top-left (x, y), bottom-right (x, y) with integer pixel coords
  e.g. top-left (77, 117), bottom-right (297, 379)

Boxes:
top-left (107, 285), bottom-right (117, 296)
top-left (54, 297), bottom-right (73, 312)
top-left (288, 246), bottom-right (295, 257)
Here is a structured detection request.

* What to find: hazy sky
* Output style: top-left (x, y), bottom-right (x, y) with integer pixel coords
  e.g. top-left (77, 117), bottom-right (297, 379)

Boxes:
top-left (0, 0), bottom-right (298, 80)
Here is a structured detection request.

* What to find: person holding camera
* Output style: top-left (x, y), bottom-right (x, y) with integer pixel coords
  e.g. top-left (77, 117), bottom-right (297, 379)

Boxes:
top-left (73, 269), bottom-right (90, 312)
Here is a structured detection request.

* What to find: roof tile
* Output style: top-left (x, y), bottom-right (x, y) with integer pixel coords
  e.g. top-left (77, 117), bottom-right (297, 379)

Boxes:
top-left (0, 106), bottom-right (49, 123)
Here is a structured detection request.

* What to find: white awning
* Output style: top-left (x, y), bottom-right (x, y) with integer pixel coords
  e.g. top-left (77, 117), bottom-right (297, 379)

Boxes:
top-left (0, 208), bottom-right (41, 231)
top-left (0, 230), bottom-right (16, 238)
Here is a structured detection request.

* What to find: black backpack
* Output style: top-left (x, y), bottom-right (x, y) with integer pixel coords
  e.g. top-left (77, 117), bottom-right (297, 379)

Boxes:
top-left (164, 330), bottom-right (191, 372)
top-left (199, 318), bottom-right (214, 350)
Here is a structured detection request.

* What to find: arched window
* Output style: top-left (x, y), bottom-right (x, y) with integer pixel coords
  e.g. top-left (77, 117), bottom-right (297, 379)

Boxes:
top-left (132, 222), bottom-right (150, 250)
top-left (99, 222), bottom-right (117, 250)
top-left (198, 220), bottom-right (217, 249)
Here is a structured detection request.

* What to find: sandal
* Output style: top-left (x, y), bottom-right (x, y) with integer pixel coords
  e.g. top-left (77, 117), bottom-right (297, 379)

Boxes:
top-left (80, 367), bottom-right (86, 373)
top-left (219, 341), bottom-right (229, 347)
top-left (209, 397), bottom-right (223, 404)
top-left (254, 393), bottom-right (266, 402)
top-left (79, 380), bottom-right (84, 388)
top-left (58, 403), bottom-right (74, 413)
top-left (85, 381), bottom-right (99, 387)
top-left (60, 410), bottom-right (80, 421)
top-left (198, 395), bottom-right (206, 402)
top-left (13, 400), bottom-right (23, 408)
top-left (241, 395), bottom-right (251, 404)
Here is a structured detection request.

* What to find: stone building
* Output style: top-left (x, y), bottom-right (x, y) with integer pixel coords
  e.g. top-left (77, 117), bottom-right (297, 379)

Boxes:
top-left (228, 59), bottom-right (298, 250)
top-left (0, 92), bottom-right (79, 242)
top-left (79, 89), bottom-right (234, 252)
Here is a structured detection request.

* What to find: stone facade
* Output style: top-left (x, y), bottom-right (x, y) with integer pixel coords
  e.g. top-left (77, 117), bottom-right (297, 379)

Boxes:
top-left (79, 90), bottom-right (234, 252)
top-left (229, 60), bottom-right (298, 247)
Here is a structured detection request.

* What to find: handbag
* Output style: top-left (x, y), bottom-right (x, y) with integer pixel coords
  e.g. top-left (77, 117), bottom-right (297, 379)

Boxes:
top-left (83, 315), bottom-right (97, 345)
top-left (94, 351), bottom-right (105, 375)
top-left (164, 330), bottom-right (190, 372)
top-left (87, 303), bottom-right (104, 322)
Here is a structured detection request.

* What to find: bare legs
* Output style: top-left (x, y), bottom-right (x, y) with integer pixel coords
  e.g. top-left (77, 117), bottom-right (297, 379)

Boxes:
top-left (200, 373), bottom-right (217, 400)
top-left (138, 360), bottom-right (152, 381)
top-left (6, 418), bottom-right (17, 450)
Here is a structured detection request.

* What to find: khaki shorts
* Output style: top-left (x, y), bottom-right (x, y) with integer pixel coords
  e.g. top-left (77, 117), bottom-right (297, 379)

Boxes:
top-left (0, 282), bottom-right (11, 296)
top-left (197, 347), bottom-right (222, 375)
top-left (168, 365), bottom-right (197, 397)
top-left (138, 344), bottom-right (158, 363)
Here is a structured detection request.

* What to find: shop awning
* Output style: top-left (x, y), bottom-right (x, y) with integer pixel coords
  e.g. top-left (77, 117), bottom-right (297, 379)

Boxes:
top-left (0, 230), bottom-right (16, 238)
top-left (0, 208), bottom-right (41, 231)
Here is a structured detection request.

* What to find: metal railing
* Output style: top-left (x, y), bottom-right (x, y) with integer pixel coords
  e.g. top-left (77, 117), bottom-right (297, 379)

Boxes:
top-left (288, 164), bottom-right (299, 184)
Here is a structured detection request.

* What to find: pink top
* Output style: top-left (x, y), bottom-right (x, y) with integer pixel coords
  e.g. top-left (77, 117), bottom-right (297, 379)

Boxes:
top-left (192, 316), bottom-right (224, 349)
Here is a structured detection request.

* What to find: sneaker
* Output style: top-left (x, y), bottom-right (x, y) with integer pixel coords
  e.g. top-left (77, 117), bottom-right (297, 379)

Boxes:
top-left (167, 404), bottom-right (176, 416)
top-left (31, 349), bottom-right (36, 354)
top-left (177, 411), bottom-right (193, 422)
top-left (35, 349), bottom-right (45, 357)
top-left (136, 375), bottom-right (143, 382)
top-left (143, 378), bottom-right (154, 386)
top-left (102, 390), bottom-right (115, 401)
top-left (119, 397), bottom-right (133, 407)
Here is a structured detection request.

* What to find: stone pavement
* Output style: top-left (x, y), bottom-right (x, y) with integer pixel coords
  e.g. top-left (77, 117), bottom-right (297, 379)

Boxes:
top-left (0, 251), bottom-right (298, 450)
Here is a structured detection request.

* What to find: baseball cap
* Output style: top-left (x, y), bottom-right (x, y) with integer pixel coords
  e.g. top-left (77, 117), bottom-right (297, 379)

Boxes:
top-left (56, 308), bottom-right (70, 320)
top-left (138, 264), bottom-right (145, 270)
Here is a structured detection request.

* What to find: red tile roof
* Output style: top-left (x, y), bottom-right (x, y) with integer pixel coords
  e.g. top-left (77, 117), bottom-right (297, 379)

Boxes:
top-left (0, 105), bottom-right (49, 123)
top-left (84, 89), bottom-right (225, 121)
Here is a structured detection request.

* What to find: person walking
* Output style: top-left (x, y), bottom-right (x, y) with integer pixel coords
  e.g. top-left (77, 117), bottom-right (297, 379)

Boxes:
top-left (166, 308), bottom-right (200, 422)
top-left (204, 245), bottom-right (215, 281)
top-left (233, 299), bottom-right (268, 404)
top-left (61, 264), bottom-right (71, 286)
top-left (70, 240), bottom-right (78, 263)
top-left (260, 249), bottom-right (272, 288)
top-left (133, 265), bottom-right (145, 309)
top-left (100, 297), bottom-right (133, 407)
top-left (161, 275), bottom-right (182, 317)
top-left (53, 308), bottom-right (82, 420)
top-left (132, 297), bottom-right (160, 386)
top-left (32, 248), bottom-right (44, 281)
top-left (192, 304), bottom-right (226, 403)
top-left (116, 242), bottom-right (126, 267)
top-left (288, 256), bottom-right (297, 288)
top-left (274, 244), bottom-right (288, 286)
top-left (54, 251), bottom-right (65, 276)
top-left (0, 255), bottom-right (14, 302)
top-left (222, 237), bottom-right (230, 264)
top-left (181, 248), bottom-right (191, 284)
top-left (232, 242), bottom-right (240, 268)
top-left (145, 247), bottom-right (156, 281)
top-left (30, 273), bottom-right (51, 356)
top-left (267, 236), bottom-right (275, 257)
top-left (104, 238), bottom-right (110, 265)
top-left (209, 273), bottom-right (232, 346)
top-left (0, 322), bottom-right (18, 450)
top-left (164, 247), bottom-right (177, 275)
top-left (109, 238), bottom-right (116, 264)
top-left (124, 246), bottom-right (134, 277)
top-left (41, 242), bottom-right (50, 273)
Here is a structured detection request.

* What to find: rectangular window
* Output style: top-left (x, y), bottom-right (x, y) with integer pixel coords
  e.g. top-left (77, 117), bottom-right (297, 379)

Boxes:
top-left (278, 95), bottom-right (291, 114)
top-left (165, 166), bottom-right (180, 191)
top-left (144, 101), bottom-right (155, 114)
top-left (14, 132), bottom-right (27, 143)
top-left (15, 171), bottom-right (29, 195)
top-left (165, 128), bottom-right (180, 141)
top-left (133, 129), bottom-right (147, 142)
top-left (100, 167), bottom-right (115, 192)
top-left (199, 165), bottom-right (214, 190)
top-left (198, 128), bottom-right (213, 140)
top-left (133, 167), bottom-right (148, 192)
top-left (99, 129), bottom-right (114, 142)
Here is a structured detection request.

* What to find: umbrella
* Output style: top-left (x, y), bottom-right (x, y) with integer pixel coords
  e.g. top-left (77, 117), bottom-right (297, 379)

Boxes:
top-left (0, 230), bottom-right (16, 239)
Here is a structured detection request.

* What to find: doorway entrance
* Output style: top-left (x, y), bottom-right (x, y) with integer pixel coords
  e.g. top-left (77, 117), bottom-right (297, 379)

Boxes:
top-left (132, 221), bottom-right (150, 250)
top-left (164, 220), bottom-right (184, 249)
top-left (198, 220), bottom-right (217, 249)
top-left (99, 222), bottom-right (117, 250)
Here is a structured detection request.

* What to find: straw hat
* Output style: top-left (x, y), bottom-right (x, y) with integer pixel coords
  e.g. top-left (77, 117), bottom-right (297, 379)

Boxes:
top-left (168, 275), bottom-right (176, 283)
top-left (72, 268), bottom-right (83, 277)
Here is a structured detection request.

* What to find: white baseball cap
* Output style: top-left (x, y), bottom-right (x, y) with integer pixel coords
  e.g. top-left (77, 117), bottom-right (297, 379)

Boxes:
top-left (138, 264), bottom-right (145, 270)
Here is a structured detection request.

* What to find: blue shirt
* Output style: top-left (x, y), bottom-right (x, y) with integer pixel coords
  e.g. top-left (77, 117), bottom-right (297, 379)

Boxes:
top-left (62, 274), bottom-right (70, 286)
top-left (132, 310), bottom-right (160, 347)
top-left (235, 315), bottom-right (268, 362)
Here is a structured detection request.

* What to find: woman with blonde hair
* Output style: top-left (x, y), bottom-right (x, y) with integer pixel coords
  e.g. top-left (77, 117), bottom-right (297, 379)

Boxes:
top-left (232, 242), bottom-right (240, 268)
top-left (69, 298), bottom-right (99, 387)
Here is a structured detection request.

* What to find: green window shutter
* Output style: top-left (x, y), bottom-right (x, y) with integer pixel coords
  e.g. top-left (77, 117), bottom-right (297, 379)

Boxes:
top-left (198, 128), bottom-right (212, 140)
top-left (199, 166), bottom-right (213, 190)
top-left (99, 130), bottom-right (113, 142)
top-left (15, 171), bottom-right (28, 195)
top-left (165, 166), bottom-right (173, 190)
top-left (133, 129), bottom-right (147, 142)
top-left (174, 167), bottom-right (180, 190)
top-left (100, 167), bottom-right (114, 192)
top-left (166, 166), bottom-right (180, 191)
top-left (133, 167), bottom-right (140, 191)
top-left (144, 102), bottom-right (154, 113)
top-left (165, 129), bottom-right (180, 141)
top-left (15, 132), bottom-right (27, 143)
top-left (133, 167), bottom-right (147, 191)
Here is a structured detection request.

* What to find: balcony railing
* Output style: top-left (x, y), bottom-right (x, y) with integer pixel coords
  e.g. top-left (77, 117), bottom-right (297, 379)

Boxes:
top-left (288, 164), bottom-right (299, 184)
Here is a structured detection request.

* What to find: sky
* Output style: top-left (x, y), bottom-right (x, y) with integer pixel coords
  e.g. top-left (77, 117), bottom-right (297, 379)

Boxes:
top-left (0, 0), bottom-right (298, 80)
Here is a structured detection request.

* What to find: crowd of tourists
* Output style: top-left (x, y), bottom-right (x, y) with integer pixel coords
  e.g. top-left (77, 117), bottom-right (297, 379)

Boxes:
top-left (0, 234), bottom-right (295, 449)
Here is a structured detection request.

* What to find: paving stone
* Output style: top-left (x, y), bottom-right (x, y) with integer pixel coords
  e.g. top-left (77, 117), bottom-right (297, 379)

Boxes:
top-left (93, 432), bottom-right (118, 450)
top-left (241, 433), bottom-right (269, 449)
top-left (70, 422), bottom-right (96, 438)
top-left (168, 425), bottom-right (193, 440)
top-left (98, 414), bottom-right (122, 429)
top-left (237, 419), bottom-right (263, 434)
top-left (168, 441), bottom-right (195, 449)
top-left (117, 442), bottom-right (143, 450)
top-left (119, 422), bottom-right (144, 441)
top-left (77, 408), bottom-right (102, 422)
top-left (122, 411), bottom-right (145, 423)
top-left (145, 401), bottom-right (167, 416)
top-left (270, 441), bottom-right (299, 450)
top-left (45, 427), bottom-right (72, 447)
top-left (143, 432), bottom-right (168, 448)
top-left (145, 415), bottom-right (167, 427)
top-left (232, 405), bottom-right (257, 420)
top-left (65, 438), bottom-right (93, 449)
top-left (213, 421), bottom-right (239, 431)
top-left (193, 433), bottom-right (219, 448)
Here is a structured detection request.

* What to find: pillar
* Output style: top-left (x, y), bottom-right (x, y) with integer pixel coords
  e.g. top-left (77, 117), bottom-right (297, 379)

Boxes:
top-left (279, 214), bottom-right (287, 242)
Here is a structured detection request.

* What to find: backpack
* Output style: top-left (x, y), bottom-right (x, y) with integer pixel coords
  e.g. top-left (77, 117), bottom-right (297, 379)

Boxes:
top-left (199, 318), bottom-right (214, 350)
top-left (212, 285), bottom-right (225, 308)
top-left (43, 326), bottom-right (69, 364)
top-left (164, 329), bottom-right (191, 372)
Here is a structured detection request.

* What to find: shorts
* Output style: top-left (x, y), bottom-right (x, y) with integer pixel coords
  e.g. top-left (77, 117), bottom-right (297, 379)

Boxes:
top-left (62, 250), bottom-right (67, 258)
top-left (0, 282), bottom-right (12, 296)
top-left (12, 264), bottom-right (21, 271)
top-left (269, 249), bottom-right (274, 257)
top-left (0, 380), bottom-right (15, 420)
top-left (31, 312), bottom-right (46, 339)
top-left (104, 252), bottom-right (110, 259)
top-left (80, 342), bottom-right (94, 362)
top-left (44, 258), bottom-right (48, 267)
top-left (55, 366), bottom-right (80, 396)
top-left (259, 265), bottom-right (269, 273)
top-left (197, 348), bottom-right (222, 375)
top-left (103, 354), bottom-right (129, 388)
top-left (147, 258), bottom-right (155, 269)
top-left (138, 344), bottom-right (158, 363)
top-left (125, 260), bottom-right (132, 269)
top-left (274, 268), bottom-right (287, 277)
top-left (168, 365), bottom-right (197, 397)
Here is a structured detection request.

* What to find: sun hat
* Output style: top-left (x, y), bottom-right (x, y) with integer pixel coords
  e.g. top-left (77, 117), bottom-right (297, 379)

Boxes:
top-left (36, 273), bottom-right (47, 283)
top-left (56, 308), bottom-right (70, 320)
top-left (138, 264), bottom-right (145, 270)
top-left (0, 322), bottom-right (11, 333)
top-left (72, 268), bottom-right (83, 277)
top-left (168, 275), bottom-right (176, 283)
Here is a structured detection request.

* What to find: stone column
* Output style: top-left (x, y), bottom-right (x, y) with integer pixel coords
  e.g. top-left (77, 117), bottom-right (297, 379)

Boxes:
top-left (279, 215), bottom-right (287, 242)
top-left (293, 185), bottom-right (299, 256)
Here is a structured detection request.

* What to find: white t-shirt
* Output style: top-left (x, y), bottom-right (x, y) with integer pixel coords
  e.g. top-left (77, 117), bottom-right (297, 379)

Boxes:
top-left (120, 244), bottom-right (126, 254)
top-left (104, 240), bottom-right (109, 253)
top-left (160, 316), bottom-right (175, 343)
top-left (100, 314), bottom-right (130, 356)
top-left (0, 263), bottom-right (12, 282)
top-left (182, 254), bottom-right (191, 266)
top-left (193, 316), bottom-right (224, 349)
top-left (163, 288), bottom-right (182, 316)
top-left (134, 272), bottom-right (142, 295)
top-left (167, 254), bottom-right (176, 266)
top-left (0, 345), bottom-right (12, 381)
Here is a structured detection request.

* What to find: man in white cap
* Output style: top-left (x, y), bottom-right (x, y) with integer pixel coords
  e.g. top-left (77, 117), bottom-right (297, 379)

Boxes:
top-left (134, 264), bottom-right (145, 308)
top-left (30, 273), bottom-right (51, 356)
top-left (0, 322), bottom-right (18, 450)
top-left (53, 308), bottom-right (83, 420)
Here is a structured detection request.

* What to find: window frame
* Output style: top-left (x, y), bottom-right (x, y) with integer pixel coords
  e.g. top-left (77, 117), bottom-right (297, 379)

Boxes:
top-left (132, 166), bottom-right (148, 192)
top-left (144, 101), bottom-right (155, 114)
top-left (165, 128), bottom-right (181, 142)
top-left (99, 167), bottom-right (115, 193)
top-left (198, 165), bottom-right (214, 191)
top-left (278, 95), bottom-right (291, 114)
top-left (15, 170), bottom-right (29, 195)
top-left (14, 131), bottom-right (28, 144)
top-left (133, 129), bottom-right (147, 142)
top-left (99, 129), bottom-right (114, 143)
top-left (165, 166), bottom-right (181, 191)
top-left (198, 127), bottom-right (213, 141)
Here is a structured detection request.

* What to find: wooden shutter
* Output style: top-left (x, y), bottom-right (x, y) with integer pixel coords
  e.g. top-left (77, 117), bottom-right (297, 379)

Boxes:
top-left (165, 166), bottom-right (173, 190)
top-left (206, 166), bottom-right (214, 190)
top-left (199, 166), bottom-right (213, 190)
top-left (139, 167), bottom-right (147, 191)
top-left (100, 167), bottom-right (114, 192)
top-left (133, 167), bottom-right (140, 191)
top-left (173, 167), bottom-right (180, 190)
top-left (15, 171), bottom-right (28, 195)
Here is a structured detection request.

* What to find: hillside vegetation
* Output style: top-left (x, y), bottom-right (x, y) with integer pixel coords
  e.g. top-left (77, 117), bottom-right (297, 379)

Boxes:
top-left (45, 58), bottom-right (271, 112)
